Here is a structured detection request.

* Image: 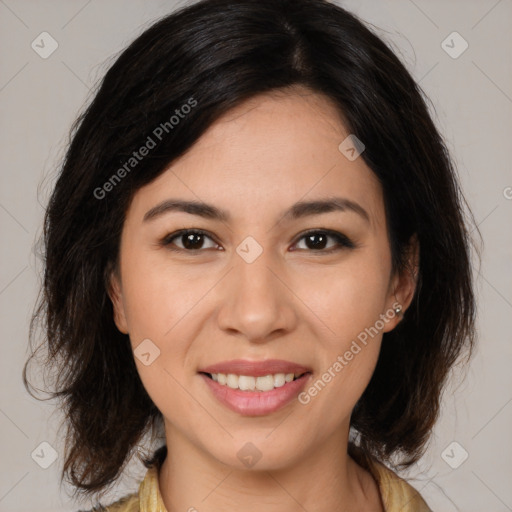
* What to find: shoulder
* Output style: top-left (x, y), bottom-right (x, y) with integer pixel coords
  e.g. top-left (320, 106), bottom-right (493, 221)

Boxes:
top-left (75, 493), bottom-right (139, 512)
top-left (104, 493), bottom-right (139, 512)
top-left (74, 453), bottom-right (166, 512)
top-left (369, 460), bottom-right (433, 512)
top-left (349, 444), bottom-right (432, 512)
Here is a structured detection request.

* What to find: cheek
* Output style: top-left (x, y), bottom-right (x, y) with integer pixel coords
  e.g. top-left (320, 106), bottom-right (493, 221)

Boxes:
top-left (300, 345), bottom-right (380, 439)
top-left (118, 250), bottom-right (219, 411)
top-left (293, 251), bottom-right (390, 415)
top-left (120, 251), bottom-right (206, 341)
top-left (299, 253), bottom-right (391, 340)
top-left (298, 288), bottom-right (385, 435)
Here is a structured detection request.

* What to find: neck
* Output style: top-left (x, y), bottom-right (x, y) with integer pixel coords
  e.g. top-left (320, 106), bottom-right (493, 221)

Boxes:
top-left (157, 422), bottom-right (381, 512)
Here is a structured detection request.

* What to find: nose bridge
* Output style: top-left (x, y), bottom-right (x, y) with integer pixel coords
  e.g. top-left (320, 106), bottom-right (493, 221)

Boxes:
top-left (216, 244), bottom-right (295, 341)
top-left (237, 250), bottom-right (275, 297)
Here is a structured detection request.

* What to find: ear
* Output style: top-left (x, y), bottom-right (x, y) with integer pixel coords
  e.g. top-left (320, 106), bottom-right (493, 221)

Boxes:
top-left (382, 234), bottom-right (420, 332)
top-left (107, 268), bottom-right (129, 334)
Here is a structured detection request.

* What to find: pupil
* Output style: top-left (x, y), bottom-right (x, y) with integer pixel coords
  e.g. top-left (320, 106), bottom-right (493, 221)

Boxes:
top-left (183, 233), bottom-right (203, 249)
top-left (306, 233), bottom-right (327, 250)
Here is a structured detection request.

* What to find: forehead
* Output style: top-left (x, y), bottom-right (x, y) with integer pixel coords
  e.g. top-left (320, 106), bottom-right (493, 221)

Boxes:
top-left (128, 89), bottom-right (385, 233)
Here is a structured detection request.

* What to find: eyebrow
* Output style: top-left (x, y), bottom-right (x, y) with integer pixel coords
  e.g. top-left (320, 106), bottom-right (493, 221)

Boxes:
top-left (143, 197), bottom-right (370, 224)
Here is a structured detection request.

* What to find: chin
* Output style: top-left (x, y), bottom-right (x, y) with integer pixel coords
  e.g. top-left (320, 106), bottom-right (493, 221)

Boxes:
top-left (202, 432), bottom-right (305, 472)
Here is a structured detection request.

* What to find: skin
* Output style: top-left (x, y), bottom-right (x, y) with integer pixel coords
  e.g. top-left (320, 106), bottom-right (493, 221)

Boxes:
top-left (109, 86), bottom-right (418, 512)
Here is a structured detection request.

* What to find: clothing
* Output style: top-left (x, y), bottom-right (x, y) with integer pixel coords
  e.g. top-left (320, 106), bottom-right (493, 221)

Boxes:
top-left (88, 456), bottom-right (432, 512)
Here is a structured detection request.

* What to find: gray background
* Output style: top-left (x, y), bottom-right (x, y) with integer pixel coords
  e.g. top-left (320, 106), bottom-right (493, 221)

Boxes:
top-left (1, 0), bottom-right (511, 510)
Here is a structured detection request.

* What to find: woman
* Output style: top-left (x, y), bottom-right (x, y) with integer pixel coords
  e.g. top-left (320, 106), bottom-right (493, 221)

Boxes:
top-left (25, 0), bottom-right (478, 510)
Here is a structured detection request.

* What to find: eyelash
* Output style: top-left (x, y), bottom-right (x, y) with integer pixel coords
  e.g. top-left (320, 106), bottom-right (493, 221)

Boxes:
top-left (160, 228), bottom-right (356, 254)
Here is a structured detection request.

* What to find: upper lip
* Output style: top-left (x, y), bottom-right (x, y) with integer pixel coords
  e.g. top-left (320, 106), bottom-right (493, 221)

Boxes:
top-left (199, 359), bottom-right (312, 377)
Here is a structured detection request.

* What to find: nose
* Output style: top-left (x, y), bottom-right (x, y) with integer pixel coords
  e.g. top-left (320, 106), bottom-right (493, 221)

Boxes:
top-left (216, 249), bottom-right (297, 344)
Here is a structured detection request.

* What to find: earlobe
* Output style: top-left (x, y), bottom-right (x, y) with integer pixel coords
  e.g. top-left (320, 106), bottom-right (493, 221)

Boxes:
top-left (107, 270), bottom-right (129, 334)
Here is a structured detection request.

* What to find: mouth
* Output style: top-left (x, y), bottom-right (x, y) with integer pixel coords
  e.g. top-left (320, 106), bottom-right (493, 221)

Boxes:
top-left (197, 359), bottom-right (313, 416)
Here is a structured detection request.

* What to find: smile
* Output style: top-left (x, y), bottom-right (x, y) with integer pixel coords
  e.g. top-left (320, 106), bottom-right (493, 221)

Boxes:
top-left (204, 372), bottom-right (307, 391)
top-left (198, 359), bottom-right (312, 416)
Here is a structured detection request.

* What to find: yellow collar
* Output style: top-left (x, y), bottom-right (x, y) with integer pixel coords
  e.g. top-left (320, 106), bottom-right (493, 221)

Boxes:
top-left (134, 459), bottom-right (432, 512)
top-left (138, 465), bottom-right (167, 512)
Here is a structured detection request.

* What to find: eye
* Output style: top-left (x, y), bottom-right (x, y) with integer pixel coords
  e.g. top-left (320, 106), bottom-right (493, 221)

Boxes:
top-left (291, 229), bottom-right (355, 252)
top-left (161, 228), bottom-right (355, 254)
top-left (161, 229), bottom-right (221, 252)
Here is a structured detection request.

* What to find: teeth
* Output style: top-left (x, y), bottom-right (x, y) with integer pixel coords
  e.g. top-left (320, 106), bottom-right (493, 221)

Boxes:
top-left (209, 372), bottom-right (304, 391)
top-left (274, 373), bottom-right (286, 388)
top-left (256, 375), bottom-right (274, 391)
top-left (226, 374), bottom-right (239, 389)
top-left (238, 375), bottom-right (256, 390)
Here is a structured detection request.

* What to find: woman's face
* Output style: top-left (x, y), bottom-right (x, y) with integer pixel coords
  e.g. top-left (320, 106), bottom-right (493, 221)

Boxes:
top-left (110, 88), bottom-right (415, 471)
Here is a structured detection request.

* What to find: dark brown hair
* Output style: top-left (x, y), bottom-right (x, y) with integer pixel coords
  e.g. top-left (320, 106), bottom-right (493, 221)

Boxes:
top-left (24, 0), bottom-right (480, 498)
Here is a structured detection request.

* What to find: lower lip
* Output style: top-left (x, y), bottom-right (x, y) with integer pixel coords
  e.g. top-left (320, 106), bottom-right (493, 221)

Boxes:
top-left (200, 373), bottom-right (311, 416)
